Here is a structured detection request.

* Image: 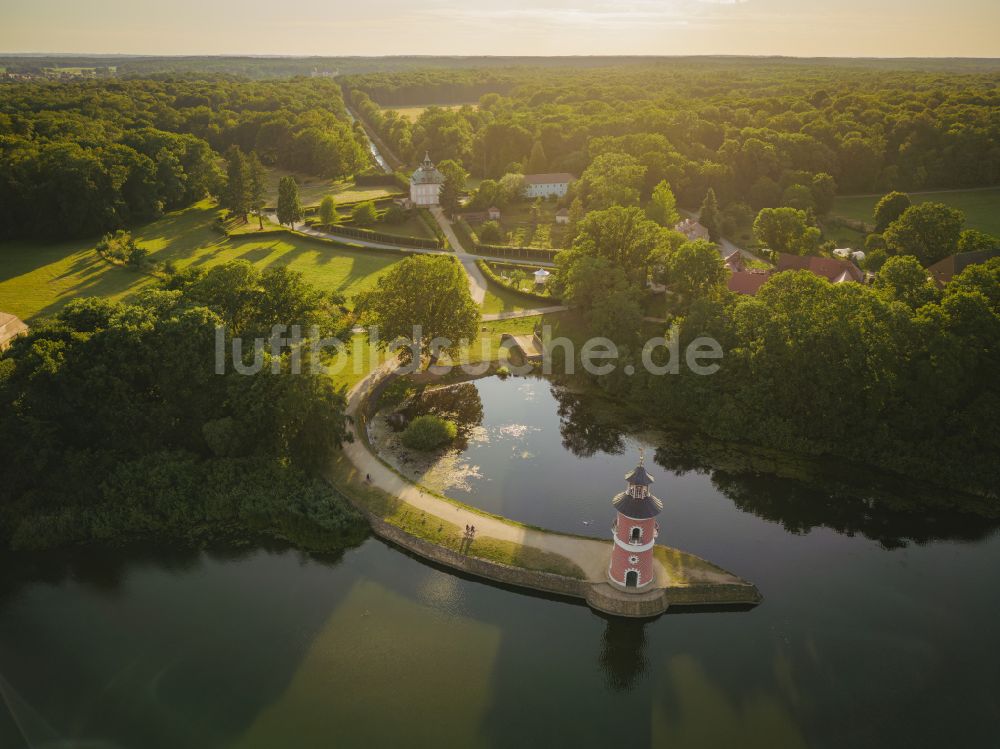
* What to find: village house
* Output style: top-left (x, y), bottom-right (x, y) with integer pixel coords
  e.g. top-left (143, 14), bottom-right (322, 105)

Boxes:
top-left (674, 218), bottom-right (710, 242)
top-left (523, 173), bottom-right (575, 199)
top-left (775, 253), bottom-right (865, 284)
top-left (927, 247), bottom-right (1000, 286)
top-left (554, 208), bottom-right (570, 225)
top-left (728, 270), bottom-right (771, 296)
top-left (727, 251), bottom-right (869, 297)
top-left (487, 206), bottom-right (501, 221)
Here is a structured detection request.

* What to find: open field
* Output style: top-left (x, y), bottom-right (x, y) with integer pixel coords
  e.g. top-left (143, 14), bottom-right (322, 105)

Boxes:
top-left (262, 167), bottom-right (397, 208)
top-left (0, 201), bottom-right (405, 321)
top-left (832, 187), bottom-right (1000, 236)
top-left (385, 103), bottom-right (478, 122)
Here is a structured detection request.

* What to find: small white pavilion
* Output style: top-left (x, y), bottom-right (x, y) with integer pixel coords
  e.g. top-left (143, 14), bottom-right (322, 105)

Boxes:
top-left (409, 153), bottom-right (445, 206)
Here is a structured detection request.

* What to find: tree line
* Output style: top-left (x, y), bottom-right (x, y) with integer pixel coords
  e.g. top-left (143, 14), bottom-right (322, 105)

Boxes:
top-left (0, 77), bottom-right (368, 239)
top-left (545, 187), bottom-right (999, 497)
top-left (0, 261), bottom-right (368, 551)
top-left (346, 61), bottom-right (1000, 221)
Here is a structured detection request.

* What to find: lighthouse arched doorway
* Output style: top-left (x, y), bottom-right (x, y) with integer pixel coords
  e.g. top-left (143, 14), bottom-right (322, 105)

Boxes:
top-left (625, 570), bottom-right (639, 588)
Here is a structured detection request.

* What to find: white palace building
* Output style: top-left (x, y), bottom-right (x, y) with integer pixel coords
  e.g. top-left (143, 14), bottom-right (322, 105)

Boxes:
top-left (409, 153), bottom-right (445, 206)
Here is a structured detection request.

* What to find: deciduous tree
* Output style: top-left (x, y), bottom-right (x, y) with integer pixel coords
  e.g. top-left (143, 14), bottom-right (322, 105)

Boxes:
top-left (753, 207), bottom-right (821, 255)
top-left (645, 180), bottom-right (680, 228)
top-left (884, 202), bottom-right (963, 265)
top-left (874, 191), bottom-right (912, 233)
top-left (667, 240), bottom-right (728, 303)
top-left (355, 256), bottom-right (479, 366)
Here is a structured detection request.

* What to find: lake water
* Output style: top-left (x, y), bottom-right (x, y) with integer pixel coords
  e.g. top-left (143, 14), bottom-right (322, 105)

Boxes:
top-left (2, 375), bottom-right (999, 747)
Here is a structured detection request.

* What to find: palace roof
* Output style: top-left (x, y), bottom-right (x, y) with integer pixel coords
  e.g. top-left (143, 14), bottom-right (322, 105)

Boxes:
top-left (612, 491), bottom-right (663, 519)
top-left (625, 464), bottom-right (654, 486)
top-left (411, 153), bottom-right (444, 185)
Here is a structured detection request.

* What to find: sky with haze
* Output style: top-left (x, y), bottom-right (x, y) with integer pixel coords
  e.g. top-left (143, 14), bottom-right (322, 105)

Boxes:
top-left (3, 0), bottom-right (999, 57)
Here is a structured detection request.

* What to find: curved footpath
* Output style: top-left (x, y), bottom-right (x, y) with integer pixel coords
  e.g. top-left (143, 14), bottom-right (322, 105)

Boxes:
top-left (332, 362), bottom-right (762, 618)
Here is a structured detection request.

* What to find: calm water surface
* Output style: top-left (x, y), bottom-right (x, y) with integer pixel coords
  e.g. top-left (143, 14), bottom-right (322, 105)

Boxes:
top-left (2, 375), bottom-right (998, 748)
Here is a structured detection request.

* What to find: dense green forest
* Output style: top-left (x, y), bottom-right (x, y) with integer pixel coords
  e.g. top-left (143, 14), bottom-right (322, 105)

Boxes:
top-left (0, 77), bottom-right (367, 238)
top-left (547, 200), bottom-right (1000, 497)
top-left (346, 62), bottom-right (1000, 207)
top-left (0, 262), bottom-right (368, 551)
top-left (638, 259), bottom-right (1000, 498)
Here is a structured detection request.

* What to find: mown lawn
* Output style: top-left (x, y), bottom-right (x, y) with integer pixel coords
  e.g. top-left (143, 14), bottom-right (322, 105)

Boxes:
top-left (336, 211), bottom-right (437, 241)
top-left (832, 187), bottom-right (1000, 236)
top-left (0, 238), bottom-right (148, 323)
top-left (0, 200), bottom-right (405, 321)
top-left (480, 278), bottom-right (531, 316)
top-left (262, 167), bottom-right (398, 208)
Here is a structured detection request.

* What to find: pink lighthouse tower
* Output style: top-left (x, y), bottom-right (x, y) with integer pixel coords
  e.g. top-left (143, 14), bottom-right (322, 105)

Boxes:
top-left (608, 452), bottom-right (663, 590)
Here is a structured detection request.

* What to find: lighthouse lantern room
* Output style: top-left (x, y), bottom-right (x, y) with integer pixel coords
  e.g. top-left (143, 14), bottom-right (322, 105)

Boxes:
top-left (608, 453), bottom-right (663, 590)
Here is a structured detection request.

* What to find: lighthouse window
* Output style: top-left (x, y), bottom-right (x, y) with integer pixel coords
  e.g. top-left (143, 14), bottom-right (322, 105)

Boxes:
top-left (630, 527), bottom-right (642, 543)
top-left (629, 555), bottom-right (639, 564)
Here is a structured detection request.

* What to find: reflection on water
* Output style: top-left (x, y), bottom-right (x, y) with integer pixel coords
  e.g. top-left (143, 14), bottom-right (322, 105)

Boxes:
top-left (2, 374), bottom-right (1000, 747)
top-left (553, 386), bottom-right (626, 458)
top-left (377, 374), bottom-right (999, 548)
top-left (598, 615), bottom-right (648, 693)
top-left (398, 382), bottom-right (486, 450)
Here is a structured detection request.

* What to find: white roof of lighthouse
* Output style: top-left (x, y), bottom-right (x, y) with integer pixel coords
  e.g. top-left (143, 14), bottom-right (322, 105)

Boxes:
top-left (411, 152), bottom-right (445, 185)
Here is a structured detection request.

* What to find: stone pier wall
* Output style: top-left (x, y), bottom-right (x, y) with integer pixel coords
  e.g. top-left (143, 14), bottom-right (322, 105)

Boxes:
top-left (363, 510), bottom-right (591, 601)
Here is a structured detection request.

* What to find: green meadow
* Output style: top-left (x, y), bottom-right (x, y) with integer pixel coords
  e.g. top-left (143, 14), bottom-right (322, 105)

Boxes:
top-left (262, 168), bottom-right (398, 208)
top-left (0, 200), bottom-right (404, 322)
top-left (832, 187), bottom-right (1000, 236)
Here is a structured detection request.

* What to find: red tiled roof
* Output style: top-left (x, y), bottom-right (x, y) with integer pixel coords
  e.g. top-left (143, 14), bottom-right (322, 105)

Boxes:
top-left (728, 271), bottom-right (771, 295)
top-left (775, 253), bottom-right (864, 283)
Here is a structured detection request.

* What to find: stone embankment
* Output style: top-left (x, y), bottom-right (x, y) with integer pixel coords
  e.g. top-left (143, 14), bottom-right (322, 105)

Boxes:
top-left (333, 364), bottom-right (762, 618)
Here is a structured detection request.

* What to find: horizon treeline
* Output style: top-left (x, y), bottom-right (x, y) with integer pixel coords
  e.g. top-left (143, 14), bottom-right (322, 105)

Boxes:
top-left (346, 63), bottom-right (1000, 208)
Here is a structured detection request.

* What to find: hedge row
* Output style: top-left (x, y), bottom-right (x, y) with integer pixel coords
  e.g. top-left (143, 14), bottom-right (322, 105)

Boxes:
top-left (332, 193), bottom-right (406, 210)
top-left (391, 171), bottom-right (412, 191)
top-left (472, 243), bottom-right (560, 263)
top-left (453, 217), bottom-right (478, 250)
top-left (476, 259), bottom-right (561, 305)
top-left (312, 222), bottom-right (442, 249)
top-left (417, 207), bottom-right (448, 248)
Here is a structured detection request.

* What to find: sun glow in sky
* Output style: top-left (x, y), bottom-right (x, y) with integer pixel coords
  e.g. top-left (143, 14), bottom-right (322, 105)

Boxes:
top-left (3, 0), bottom-right (999, 57)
